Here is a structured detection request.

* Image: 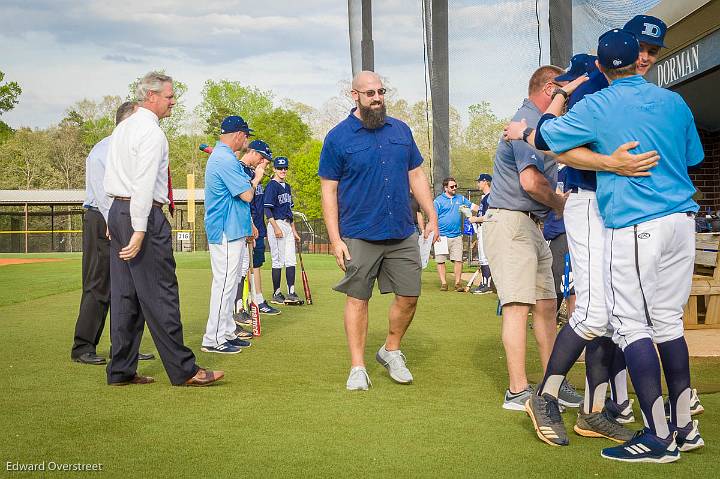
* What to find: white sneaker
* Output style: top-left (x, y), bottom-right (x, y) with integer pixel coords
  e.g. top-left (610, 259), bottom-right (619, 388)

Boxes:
top-left (376, 345), bottom-right (413, 384)
top-left (346, 366), bottom-right (371, 391)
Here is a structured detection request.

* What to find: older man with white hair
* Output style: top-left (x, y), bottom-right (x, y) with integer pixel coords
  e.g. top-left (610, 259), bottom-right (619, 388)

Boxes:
top-left (104, 71), bottom-right (223, 387)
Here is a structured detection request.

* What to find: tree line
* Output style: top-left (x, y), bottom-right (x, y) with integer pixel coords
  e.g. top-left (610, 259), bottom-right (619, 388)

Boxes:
top-left (0, 69), bottom-right (506, 219)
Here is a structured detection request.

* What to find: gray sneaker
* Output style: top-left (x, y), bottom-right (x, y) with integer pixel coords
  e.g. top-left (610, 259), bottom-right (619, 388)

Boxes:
top-left (346, 366), bottom-right (372, 391)
top-left (574, 409), bottom-right (636, 443)
top-left (503, 385), bottom-right (534, 411)
top-left (471, 285), bottom-right (492, 295)
top-left (558, 380), bottom-right (583, 408)
top-left (525, 393), bottom-right (569, 446)
top-left (375, 345), bottom-right (413, 384)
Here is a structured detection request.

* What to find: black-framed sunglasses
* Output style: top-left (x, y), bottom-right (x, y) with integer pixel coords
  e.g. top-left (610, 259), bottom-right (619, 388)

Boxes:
top-left (447, 185), bottom-right (457, 189)
top-left (353, 88), bottom-right (387, 98)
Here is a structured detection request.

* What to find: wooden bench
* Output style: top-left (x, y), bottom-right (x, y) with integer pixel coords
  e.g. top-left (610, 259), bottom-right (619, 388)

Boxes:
top-left (684, 232), bottom-right (720, 329)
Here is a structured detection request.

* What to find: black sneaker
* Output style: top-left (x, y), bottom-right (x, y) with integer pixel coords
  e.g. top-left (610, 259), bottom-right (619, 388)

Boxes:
top-left (525, 393), bottom-right (569, 446)
top-left (664, 388), bottom-right (704, 418)
top-left (226, 337), bottom-right (252, 348)
top-left (574, 409), bottom-right (636, 443)
top-left (284, 292), bottom-right (304, 304)
top-left (233, 310), bottom-right (252, 326)
top-left (234, 325), bottom-right (253, 340)
top-left (605, 398), bottom-right (635, 424)
top-left (271, 292), bottom-right (286, 305)
top-left (258, 301), bottom-right (281, 315)
top-left (471, 285), bottom-right (492, 295)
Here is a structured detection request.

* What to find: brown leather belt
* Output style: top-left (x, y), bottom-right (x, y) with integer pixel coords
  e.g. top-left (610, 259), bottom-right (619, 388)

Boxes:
top-left (114, 197), bottom-right (164, 208)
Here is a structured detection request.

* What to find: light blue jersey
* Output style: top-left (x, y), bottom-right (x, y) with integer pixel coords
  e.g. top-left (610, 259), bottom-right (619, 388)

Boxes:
top-left (434, 193), bottom-right (473, 238)
top-left (204, 141), bottom-right (253, 244)
top-left (540, 75), bottom-right (704, 229)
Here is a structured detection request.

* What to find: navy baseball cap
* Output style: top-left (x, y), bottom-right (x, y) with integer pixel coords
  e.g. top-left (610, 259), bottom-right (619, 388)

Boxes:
top-left (274, 156), bottom-right (289, 169)
top-left (597, 29), bottom-right (639, 70)
top-left (623, 15), bottom-right (667, 48)
top-left (249, 139), bottom-right (272, 161)
top-left (476, 174), bottom-right (492, 183)
top-left (555, 54), bottom-right (598, 82)
top-left (221, 115), bottom-right (254, 136)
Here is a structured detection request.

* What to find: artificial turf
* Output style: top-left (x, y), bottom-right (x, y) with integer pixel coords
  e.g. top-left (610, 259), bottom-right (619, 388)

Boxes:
top-left (0, 252), bottom-right (717, 477)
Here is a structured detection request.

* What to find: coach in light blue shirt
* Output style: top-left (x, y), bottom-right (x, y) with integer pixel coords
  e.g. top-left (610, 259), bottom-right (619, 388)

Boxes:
top-left (204, 141), bottom-right (253, 244)
top-left (540, 64), bottom-right (703, 228)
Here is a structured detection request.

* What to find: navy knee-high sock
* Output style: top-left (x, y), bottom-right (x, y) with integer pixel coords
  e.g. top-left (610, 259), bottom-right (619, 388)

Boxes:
top-left (582, 336), bottom-right (614, 413)
top-left (657, 337), bottom-right (692, 429)
top-left (481, 265), bottom-right (491, 287)
top-left (624, 338), bottom-right (669, 438)
top-left (286, 266), bottom-right (296, 294)
top-left (538, 325), bottom-right (588, 398)
top-left (609, 344), bottom-right (629, 405)
top-left (272, 268), bottom-right (282, 294)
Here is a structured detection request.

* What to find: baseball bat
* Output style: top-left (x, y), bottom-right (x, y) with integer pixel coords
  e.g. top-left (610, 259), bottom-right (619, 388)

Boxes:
top-left (248, 243), bottom-right (262, 337)
top-left (296, 240), bottom-right (313, 305)
top-left (463, 268), bottom-right (481, 293)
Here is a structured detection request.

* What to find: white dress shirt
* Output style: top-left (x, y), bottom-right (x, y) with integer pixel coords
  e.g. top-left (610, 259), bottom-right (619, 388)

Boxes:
top-left (104, 107), bottom-right (169, 232)
top-left (84, 136), bottom-right (112, 222)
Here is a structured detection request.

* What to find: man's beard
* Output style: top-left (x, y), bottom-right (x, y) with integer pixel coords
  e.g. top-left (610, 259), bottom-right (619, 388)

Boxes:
top-left (358, 102), bottom-right (387, 129)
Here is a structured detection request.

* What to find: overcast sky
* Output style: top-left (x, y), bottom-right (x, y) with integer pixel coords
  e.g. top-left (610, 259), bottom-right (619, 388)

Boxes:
top-left (2, 0), bottom-right (556, 129)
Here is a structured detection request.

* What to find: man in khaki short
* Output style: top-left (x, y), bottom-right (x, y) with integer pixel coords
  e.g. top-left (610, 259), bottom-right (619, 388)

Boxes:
top-left (433, 177), bottom-right (479, 291)
top-left (483, 65), bottom-right (581, 410)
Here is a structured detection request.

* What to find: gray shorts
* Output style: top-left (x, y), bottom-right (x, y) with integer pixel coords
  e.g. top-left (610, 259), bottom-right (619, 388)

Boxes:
top-left (333, 234), bottom-right (422, 300)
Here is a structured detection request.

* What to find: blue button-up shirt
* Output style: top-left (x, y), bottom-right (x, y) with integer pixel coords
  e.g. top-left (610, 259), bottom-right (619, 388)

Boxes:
top-left (318, 109), bottom-right (424, 241)
top-left (204, 141), bottom-right (253, 244)
top-left (540, 75), bottom-right (704, 229)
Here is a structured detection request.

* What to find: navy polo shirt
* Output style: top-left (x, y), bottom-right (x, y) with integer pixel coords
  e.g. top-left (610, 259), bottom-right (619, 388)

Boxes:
top-left (563, 70), bottom-right (609, 192)
top-left (240, 162), bottom-right (267, 237)
top-left (318, 109), bottom-right (424, 241)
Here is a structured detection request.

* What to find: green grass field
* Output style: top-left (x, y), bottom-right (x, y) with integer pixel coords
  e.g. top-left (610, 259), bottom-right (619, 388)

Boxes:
top-left (0, 252), bottom-right (717, 477)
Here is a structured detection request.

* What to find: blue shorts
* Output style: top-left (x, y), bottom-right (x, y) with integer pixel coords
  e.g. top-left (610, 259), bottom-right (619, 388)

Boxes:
top-left (253, 237), bottom-right (266, 267)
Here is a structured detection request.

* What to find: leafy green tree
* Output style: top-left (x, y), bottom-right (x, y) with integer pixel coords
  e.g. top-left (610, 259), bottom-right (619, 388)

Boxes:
top-left (196, 80), bottom-right (274, 135)
top-left (0, 70), bottom-right (21, 115)
top-left (253, 107), bottom-right (311, 159)
top-left (287, 140), bottom-right (323, 219)
top-left (0, 128), bottom-right (52, 189)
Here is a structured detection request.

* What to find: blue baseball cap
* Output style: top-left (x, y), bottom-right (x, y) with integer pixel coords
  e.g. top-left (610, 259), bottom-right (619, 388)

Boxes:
top-left (597, 29), bottom-right (639, 70)
top-left (555, 54), bottom-right (598, 82)
top-left (623, 15), bottom-right (666, 48)
top-left (248, 139), bottom-right (272, 161)
top-left (476, 173), bottom-right (492, 183)
top-left (220, 115), bottom-right (254, 136)
top-left (274, 156), bottom-right (289, 169)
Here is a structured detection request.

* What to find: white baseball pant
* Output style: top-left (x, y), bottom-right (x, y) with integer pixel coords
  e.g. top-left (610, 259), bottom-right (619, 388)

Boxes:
top-left (564, 189), bottom-right (612, 339)
top-left (203, 235), bottom-right (247, 347)
top-left (267, 219), bottom-right (296, 268)
top-left (604, 212), bottom-right (695, 350)
top-left (476, 224), bottom-right (489, 266)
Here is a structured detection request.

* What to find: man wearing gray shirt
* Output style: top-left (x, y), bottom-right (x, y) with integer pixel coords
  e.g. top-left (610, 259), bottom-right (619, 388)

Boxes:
top-left (71, 101), bottom-right (138, 365)
top-left (483, 65), bottom-right (581, 411)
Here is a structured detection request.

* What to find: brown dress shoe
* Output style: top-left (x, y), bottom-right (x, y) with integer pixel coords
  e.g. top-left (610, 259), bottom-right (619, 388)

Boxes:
top-left (184, 368), bottom-right (225, 387)
top-left (109, 374), bottom-right (155, 386)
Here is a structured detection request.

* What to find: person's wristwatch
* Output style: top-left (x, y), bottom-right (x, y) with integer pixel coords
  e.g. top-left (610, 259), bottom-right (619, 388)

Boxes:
top-left (522, 127), bottom-right (534, 143)
top-left (552, 88), bottom-right (569, 101)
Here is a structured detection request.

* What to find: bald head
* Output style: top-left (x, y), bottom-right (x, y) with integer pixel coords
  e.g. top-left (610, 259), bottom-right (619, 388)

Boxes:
top-left (352, 70), bottom-right (382, 90)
